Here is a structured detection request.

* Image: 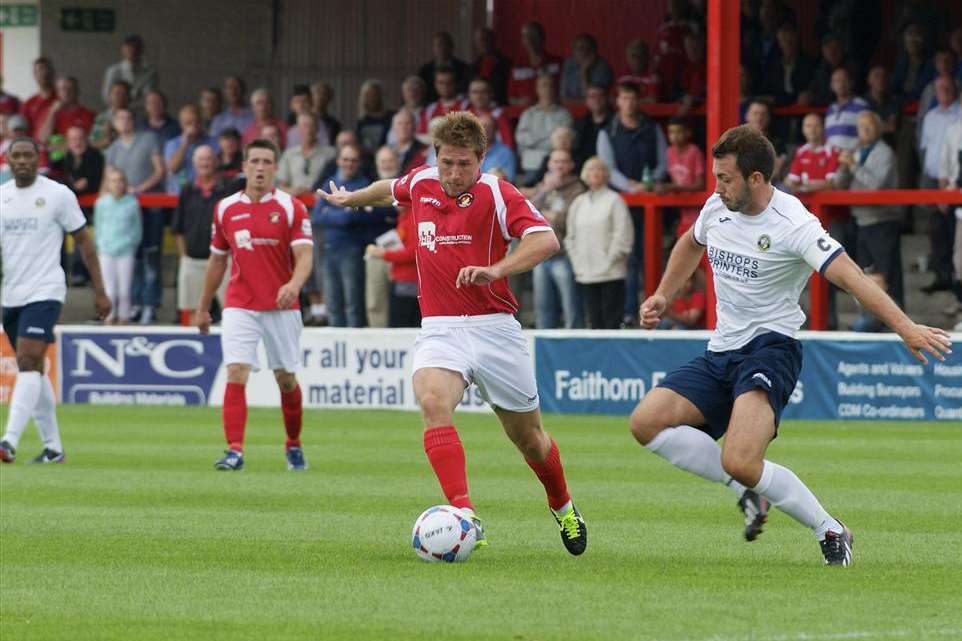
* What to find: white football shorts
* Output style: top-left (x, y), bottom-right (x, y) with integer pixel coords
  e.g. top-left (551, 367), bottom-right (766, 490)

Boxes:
top-left (412, 313), bottom-right (539, 412)
top-left (221, 307), bottom-right (302, 372)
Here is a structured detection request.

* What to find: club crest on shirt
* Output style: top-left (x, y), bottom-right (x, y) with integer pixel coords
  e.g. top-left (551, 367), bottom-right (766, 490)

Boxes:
top-left (269, 211), bottom-right (281, 224)
top-left (35, 197), bottom-right (45, 207)
top-left (456, 192), bottom-right (474, 208)
top-left (757, 234), bottom-right (771, 252)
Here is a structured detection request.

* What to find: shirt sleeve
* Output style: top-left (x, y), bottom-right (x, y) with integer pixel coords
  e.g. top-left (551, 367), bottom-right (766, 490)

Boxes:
top-left (824, 149), bottom-right (840, 180)
top-left (57, 186), bottom-right (88, 233)
top-left (500, 180), bottom-right (554, 240)
top-left (391, 164), bottom-right (428, 208)
top-left (791, 217), bottom-right (844, 274)
top-left (691, 199), bottom-right (713, 246)
top-left (787, 153), bottom-right (804, 182)
top-left (290, 199), bottom-right (314, 246)
top-left (210, 200), bottom-right (230, 255)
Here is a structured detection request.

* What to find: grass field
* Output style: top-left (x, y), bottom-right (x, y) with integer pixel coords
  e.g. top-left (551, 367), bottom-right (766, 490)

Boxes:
top-left (1, 407), bottom-right (960, 641)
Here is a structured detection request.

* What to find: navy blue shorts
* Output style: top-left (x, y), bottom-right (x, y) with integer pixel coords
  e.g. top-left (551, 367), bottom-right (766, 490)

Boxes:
top-left (658, 332), bottom-right (803, 440)
top-left (2, 300), bottom-right (63, 349)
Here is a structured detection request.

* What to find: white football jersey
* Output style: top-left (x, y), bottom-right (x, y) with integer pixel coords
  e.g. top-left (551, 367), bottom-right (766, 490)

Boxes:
top-left (1, 175), bottom-right (87, 307)
top-left (692, 189), bottom-right (843, 352)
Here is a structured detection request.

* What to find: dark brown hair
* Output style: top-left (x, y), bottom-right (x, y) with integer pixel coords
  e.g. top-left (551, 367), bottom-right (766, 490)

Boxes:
top-left (711, 124), bottom-right (775, 182)
top-left (243, 138), bottom-right (280, 162)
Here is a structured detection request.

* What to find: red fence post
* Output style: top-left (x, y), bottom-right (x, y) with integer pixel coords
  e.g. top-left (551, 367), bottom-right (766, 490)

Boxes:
top-left (644, 203), bottom-right (663, 297)
top-left (808, 202), bottom-right (828, 330)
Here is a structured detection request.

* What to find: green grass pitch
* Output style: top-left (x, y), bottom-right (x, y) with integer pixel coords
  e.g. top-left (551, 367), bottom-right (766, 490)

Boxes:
top-left (1, 406), bottom-right (960, 641)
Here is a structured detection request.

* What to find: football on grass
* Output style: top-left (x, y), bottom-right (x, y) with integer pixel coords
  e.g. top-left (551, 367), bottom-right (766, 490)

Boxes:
top-left (411, 505), bottom-right (477, 562)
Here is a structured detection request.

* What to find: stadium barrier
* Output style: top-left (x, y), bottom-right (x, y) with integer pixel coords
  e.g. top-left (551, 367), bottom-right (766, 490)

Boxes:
top-left (76, 189), bottom-right (962, 332)
top-left (46, 325), bottom-right (961, 421)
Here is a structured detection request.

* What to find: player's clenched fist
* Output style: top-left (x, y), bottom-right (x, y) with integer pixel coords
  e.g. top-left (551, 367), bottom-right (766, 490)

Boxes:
top-left (639, 294), bottom-right (667, 329)
top-left (456, 265), bottom-right (503, 288)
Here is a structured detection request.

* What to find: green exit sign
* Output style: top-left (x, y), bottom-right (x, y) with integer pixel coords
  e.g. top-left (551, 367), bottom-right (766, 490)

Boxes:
top-left (0, 4), bottom-right (38, 27)
top-left (60, 7), bottom-right (115, 32)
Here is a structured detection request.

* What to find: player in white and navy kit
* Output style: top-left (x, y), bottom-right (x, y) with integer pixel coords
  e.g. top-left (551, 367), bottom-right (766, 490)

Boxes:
top-left (317, 112), bottom-right (588, 555)
top-left (0, 137), bottom-right (111, 465)
top-left (630, 125), bottom-right (952, 566)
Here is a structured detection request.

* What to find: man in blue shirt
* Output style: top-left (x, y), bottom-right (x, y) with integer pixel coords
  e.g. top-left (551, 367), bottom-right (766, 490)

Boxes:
top-left (478, 113), bottom-right (517, 182)
top-left (164, 105), bottom-right (216, 194)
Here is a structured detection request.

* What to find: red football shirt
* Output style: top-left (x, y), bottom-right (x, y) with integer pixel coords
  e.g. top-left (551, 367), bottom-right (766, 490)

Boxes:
top-left (391, 165), bottom-right (553, 317)
top-left (417, 98), bottom-right (466, 135)
top-left (54, 104), bottom-right (95, 135)
top-left (787, 143), bottom-right (839, 184)
top-left (507, 53), bottom-right (562, 105)
top-left (21, 93), bottom-right (56, 137)
top-left (210, 189), bottom-right (313, 311)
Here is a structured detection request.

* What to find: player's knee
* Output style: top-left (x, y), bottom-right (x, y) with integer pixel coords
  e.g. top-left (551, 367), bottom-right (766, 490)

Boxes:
top-left (513, 428), bottom-right (549, 460)
top-left (629, 404), bottom-right (664, 445)
top-left (274, 371), bottom-right (297, 392)
top-left (226, 363), bottom-right (250, 385)
top-left (418, 392), bottom-right (452, 425)
top-left (721, 452), bottom-right (761, 487)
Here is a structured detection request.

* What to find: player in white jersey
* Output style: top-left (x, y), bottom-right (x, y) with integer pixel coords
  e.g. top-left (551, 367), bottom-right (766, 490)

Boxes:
top-left (629, 125), bottom-right (951, 566)
top-left (0, 138), bottom-right (111, 464)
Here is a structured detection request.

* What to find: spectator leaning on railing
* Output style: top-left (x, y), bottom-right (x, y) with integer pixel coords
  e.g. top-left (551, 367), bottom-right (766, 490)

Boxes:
top-left (834, 110), bottom-right (904, 311)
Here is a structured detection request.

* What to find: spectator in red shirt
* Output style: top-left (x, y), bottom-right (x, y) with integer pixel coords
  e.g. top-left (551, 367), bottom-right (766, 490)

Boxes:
top-left (20, 57), bottom-right (57, 138)
top-left (0, 75), bottom-right (21, 115)
top-left (242, 88), bottom-right (287, 147)
top-left (658, 272), bottom-right (706, 329)
top-left (508, 21), bottom-right (562, 106)
top-left (471, 27), bottom-right (511, 106)
top-left (417, 68), bottom-right (465, 136)
top-left (617, 39), bottom-right (662, 103)
top-left (659, 117), bottom-right (705, 237)
top-left (418, 32), bottom-right (470, 102)
top-left (463, 77), bottom-right (514, 148)
top-left (676, 32), bottom-right (707, 111)
top-left (785, 113), bottom-right (840, 194)
top-left (654, 0), bottom-right (696, 101)
top-left (37, 76), bottom-right (95, 143)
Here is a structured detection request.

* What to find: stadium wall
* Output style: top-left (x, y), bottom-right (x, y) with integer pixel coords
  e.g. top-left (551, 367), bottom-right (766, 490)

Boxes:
top-left (40, 326), bottom-right (962, 422)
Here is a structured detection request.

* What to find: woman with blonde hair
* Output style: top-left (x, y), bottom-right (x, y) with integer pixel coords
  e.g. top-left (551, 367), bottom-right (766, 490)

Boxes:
top-left (93, 166), bottom-right (142, 323)
top-left (564, 156), bottom-right (634, 328)
top-left (356, 79), bottom-right (394, 154)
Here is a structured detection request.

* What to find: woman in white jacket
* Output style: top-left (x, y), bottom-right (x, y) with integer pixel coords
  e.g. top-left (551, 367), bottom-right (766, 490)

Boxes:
top-left (564, 157), bottom-right (634, 328)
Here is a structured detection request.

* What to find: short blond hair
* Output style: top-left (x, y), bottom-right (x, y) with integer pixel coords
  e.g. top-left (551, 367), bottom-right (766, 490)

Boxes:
top-left (580, 156), bottom-right (610, 184)
top-left (432, 111), bottom-right (487, 160)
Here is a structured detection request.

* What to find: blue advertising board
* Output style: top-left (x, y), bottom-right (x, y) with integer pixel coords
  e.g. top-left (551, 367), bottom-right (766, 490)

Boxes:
top-left (535, 332), bottom-right (961, 421)
top-left (59, 330), bottom-right (223, 405)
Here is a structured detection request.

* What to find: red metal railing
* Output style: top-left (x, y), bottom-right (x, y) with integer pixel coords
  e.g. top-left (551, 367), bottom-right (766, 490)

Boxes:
top-left (79, 188), bottom-right (962, 331)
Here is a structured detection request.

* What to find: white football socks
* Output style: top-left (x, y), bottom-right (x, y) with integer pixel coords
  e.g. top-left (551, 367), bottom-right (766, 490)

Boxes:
top-left (33, 375), bottom-right (63, 453)
top-left (2, 371), bottom-right (43, 450)
top-left (645, 425), bottom-right (747, 496)
top-left (752, 460), bottom-right (842, 540)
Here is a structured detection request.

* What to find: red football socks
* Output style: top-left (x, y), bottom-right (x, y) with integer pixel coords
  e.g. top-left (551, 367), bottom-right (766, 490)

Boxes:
top-left (526, 439), bottom-right (571, 512)
top-left (423, 426), bottom-right (474, 511)
top-left (281, 385), bottom-right (303, 449)
top-left (223, 382), bottom-right (247, 452)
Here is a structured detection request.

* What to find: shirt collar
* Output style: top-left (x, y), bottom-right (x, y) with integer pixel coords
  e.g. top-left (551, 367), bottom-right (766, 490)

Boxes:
top-left (239, 189), bottom-right (275, 203)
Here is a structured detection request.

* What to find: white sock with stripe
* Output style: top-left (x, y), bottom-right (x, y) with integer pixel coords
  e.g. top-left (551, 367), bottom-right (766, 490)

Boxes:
top-left (646, 425), bottom-right (746, 495)
top-left (2, 371), bottom-right (43, 450)
top-left (751, 460), bottom-right (842, 540)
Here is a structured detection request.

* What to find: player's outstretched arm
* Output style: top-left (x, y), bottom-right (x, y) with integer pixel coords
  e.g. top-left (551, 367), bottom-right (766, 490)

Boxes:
top-left (315, 179), bottom-right (395, 209)
top-left (639, 226), bottom-right (705, 329)
top-left (195, 253), bottom-right (229, 334)
top-left (824, 252), bottom-right (953, 364)
top-left (456, 229), bottom-right (560, 288)
top-left (72, 227), bottom-right (112, 320)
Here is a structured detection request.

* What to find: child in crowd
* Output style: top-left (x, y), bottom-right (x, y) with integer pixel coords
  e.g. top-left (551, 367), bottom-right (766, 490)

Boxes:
top-left (661, 117), bottom-right (705, 237)
top-left (94, 167), bottom-right (142, 324)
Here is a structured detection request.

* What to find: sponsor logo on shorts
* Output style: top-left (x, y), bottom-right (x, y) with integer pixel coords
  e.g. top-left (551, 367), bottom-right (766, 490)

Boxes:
top-left (25, 326), bottom-right (45, 334)
top-left (420, 196), bottom-right (443, 208)
top-left (752, 372), bottom-right (773, 388)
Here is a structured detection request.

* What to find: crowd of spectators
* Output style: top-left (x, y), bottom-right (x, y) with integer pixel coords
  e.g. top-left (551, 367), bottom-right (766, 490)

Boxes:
top-left (1, 0), bottom-right (961, 331)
